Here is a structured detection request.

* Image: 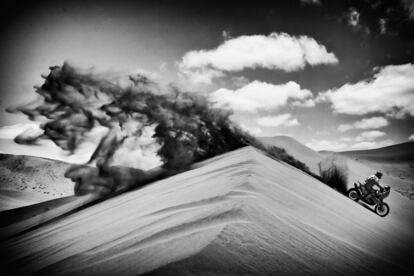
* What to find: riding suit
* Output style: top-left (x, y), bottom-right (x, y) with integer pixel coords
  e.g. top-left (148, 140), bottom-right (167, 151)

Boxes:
top-left (364, 175), bottom-right (382, 200)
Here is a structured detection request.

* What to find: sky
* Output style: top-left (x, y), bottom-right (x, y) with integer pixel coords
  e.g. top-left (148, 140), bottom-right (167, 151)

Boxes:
top-left (0, 0), bottom-right (413, 162)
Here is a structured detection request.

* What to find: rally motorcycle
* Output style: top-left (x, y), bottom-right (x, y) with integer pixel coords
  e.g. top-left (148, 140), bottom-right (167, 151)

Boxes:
top-left (347, 182), bottom-right (391, 217)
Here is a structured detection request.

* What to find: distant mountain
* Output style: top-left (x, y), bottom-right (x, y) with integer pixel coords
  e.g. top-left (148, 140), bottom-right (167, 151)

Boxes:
top-left (340, 142), bottom-right (414, 163)
top-left (258, 135), bottom-right (324, 175)
top-left (0, 153), bottom-right (74, 210)
top-left (318, 150), bottom-right (335, 156)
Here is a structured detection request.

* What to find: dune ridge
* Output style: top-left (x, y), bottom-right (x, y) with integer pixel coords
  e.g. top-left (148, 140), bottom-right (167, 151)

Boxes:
top-left (1, 146), bottom-right (413, 275)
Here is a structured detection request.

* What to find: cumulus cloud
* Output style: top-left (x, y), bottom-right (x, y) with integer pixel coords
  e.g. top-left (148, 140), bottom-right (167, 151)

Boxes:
top-left (341, 130), bottom-right (386, 143)
top-left (402, 0), bottom-right (414, 19)
top-left (210, 80), bottom-right (313, 112)
top-left (110, 126), bottom-right (162, 170)
top-left (338, 116), bottom-right (389, 132)
top-left (355, 130), bottom-right (386, 141)
top-left (309, 128), bottom-right (391, 151)
top-left (307, 138), bottom-right (393, 151)
top-left (300, 0), bottom-right (322, 6)
top-left (179, 67), bottom-right (225, 84)
top-left (231, 76), bottom-right (250, 88)
top-left (291, 98), bottom-right (315, 107)
top-left (306, 139), bottom-right (349, 152)
top-left (257, 114), bottom-right (299, 127)
top-left (319, 63), bottom-right (414, 117)
top-left (409, 134), bottom-right (414, 141)
top-left (180, 32), bottom-right (338, 83)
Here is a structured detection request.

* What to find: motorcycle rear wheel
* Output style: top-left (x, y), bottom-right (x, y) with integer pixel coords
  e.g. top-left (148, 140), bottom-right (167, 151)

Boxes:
top-left (375, 202), bottom-right (390, 217)
top-left (347, 188), bottom-right (359, 201)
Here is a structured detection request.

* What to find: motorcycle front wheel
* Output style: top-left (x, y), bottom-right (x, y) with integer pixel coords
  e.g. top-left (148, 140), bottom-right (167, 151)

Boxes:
top-left (375, 202), bottom-right (390, 217)
top-left (347, 188), bottom-right (359, 201)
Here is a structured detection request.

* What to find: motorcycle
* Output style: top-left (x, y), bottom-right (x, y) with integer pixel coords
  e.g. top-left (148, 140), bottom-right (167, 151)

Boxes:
top-left (347, 182), bottom-right (391, 217)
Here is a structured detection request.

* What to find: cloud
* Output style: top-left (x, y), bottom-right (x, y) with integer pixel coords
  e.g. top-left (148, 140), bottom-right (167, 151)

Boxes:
top-left (179, 32), bottom-right (338, 82)
top-left (231, 76), bottom-right (250, 88)
top-left (306, 139), bottom-right (349, 152)
top-left (257, 114), bottom-right (299, 127)
top-left (179, 67), bottom-right (225, 84)
top-left (338, 116), bottom-right (389, 132)
top-left (316, 130), bottom-right (330, 135)
top-left (239, 124), bottom-right (263, 136)
top-left (0, 124), bottom-right (162, 169)
top-left (354, 117), bottom-right (389, 129)
top-left (338, 125), bottom-right (353, 132)
top-left (300, 0), bottom-right (322, 6)
top-left (347, 7), bottom-right (361, 28)
top-left (409, 134), bottom-right (414, 141)
top-left (350, 139), bottom-right (394, 150)
top-left (342, 130), bottom-right (386, 143)
top-left (291, 98), bottom-right (315, 107)
top-left (340, 137), bottom-right (353, 142)
top-left (342, 7), bottom-right (370, 36)
top-left (307, 138), bottom-right (393, 151)
top-left (0, 123), bottom-right (41, 139)
top-left (210, 80), bottom-right (313, 112)
top-left (379, 18), bottom-right (387, 34)
top-left (355, 130), bottom-right (386, 141)
top-left (319, 63), bottom-right (414, 117)
top-left (222, 30), bottom-right (231, 40)
top-left (402, 0), bottom-right (414, 19)
top-left (309, 129), bottom-right (390, 152)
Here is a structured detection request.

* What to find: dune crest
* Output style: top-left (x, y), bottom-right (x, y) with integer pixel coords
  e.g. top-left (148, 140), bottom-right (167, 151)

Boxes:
top-left (1, 146), bottom-right (413, 275)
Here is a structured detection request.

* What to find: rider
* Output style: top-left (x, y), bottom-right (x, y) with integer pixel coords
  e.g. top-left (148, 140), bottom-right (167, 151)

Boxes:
top-left (364, 171), bottom-right (384, 200)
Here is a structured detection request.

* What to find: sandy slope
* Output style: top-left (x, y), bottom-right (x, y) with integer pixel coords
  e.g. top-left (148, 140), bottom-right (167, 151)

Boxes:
top-left (258, 136), bottom-right (324, 175)
top-left (339, 142), bottom-right (414, 196)
top-left (0, 190), bottom-right (52, 211)
top-left (319, 153), bottom-right (413, 192)
top-left (340, 142), bottom-right (414, 163)
top-left (260, 136), bottom-right (413, 199)
top-left (1, 146), bottom-right (413, 275)
top-left (0, 194), bottom-right (99, 241)
top-left (0, 153), bottom-right (74, 210)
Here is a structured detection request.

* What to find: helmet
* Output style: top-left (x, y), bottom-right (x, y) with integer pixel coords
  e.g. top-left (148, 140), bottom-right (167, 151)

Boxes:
top-left (375, 171), bottom-right (383, 178)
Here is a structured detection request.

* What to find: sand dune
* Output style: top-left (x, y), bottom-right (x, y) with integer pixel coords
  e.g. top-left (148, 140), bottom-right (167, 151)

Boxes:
top-left (0, 194), bottom-right (98, 241)
top-left (260, 136), bottom-right (413, 199)
top-left (339, 143), bottom-right (414, 195)
top-left (0, 190), bottom-right (52, 211)
top-left (258, 136), bottom-right (324, 175)
top-left (0, 154), bottom-right (74, 211)
top-left (340, 142), bottom-right (414, 163)
top-left (1, 146), bottom-right (413, 275)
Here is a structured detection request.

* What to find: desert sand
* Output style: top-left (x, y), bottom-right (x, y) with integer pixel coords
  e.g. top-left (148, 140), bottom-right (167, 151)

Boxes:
top-left (340, 142), bottom-right (414, 163)
top-left (260, 136), bottom-right (414, 199)
top-left (0, 153), bottom-right (74, 211)
top-left (340, 142), bottom-right (414, 198)
top-left (1, 146), bottom-right (413, 275)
